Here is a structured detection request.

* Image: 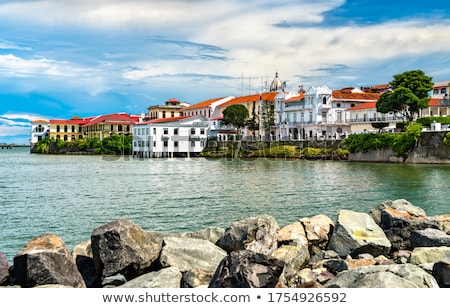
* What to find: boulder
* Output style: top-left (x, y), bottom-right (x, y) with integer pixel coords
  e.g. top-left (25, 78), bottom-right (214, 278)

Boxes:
top-left (300, 214), bottom-right (334, 250)
top-left (72, 240), bottom-right (101, 288)
top-left (12, 234), bottom-right (86, 288)
top-left (432, 260), bottom-right (450, 288)
top-left (119, 267), bottom-right (182, 288)
top-left (432, 214), bottom-right (450, 234)
top-left (0, 252), bottom-right (10, 286)
top-left (410, 247), bottom-right (450, 265)
top-left (182, 268), bottom-right (213, 288)
top-left (410, 228), bottom-right (450, 248)
top-left (158, 236), bottom-right (227, 273)
top-left (327, 210), bottom-right (391, 258)
top-left (91, 218), bottom-right (162, 281)
top-left (371, 199), bottom-right (441, 251)
top-left (215, 215), bottom-right (279, 256)
top-left (208, 250), bottom-right (284, 288)
top-left (324, 263), bottom-right (439, 288)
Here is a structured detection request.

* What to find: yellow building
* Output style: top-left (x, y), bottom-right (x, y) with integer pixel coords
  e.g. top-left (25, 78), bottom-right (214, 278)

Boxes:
top-left (82, 113), bottom-right (139, 140)
top-left (49, 116), bottom-right (86, 142)
top-left (147, 98), bottom-right (190, 120)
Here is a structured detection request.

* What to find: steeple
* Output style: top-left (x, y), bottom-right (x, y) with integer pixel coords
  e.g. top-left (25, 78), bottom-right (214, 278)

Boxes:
top-left (269, 71), bottom-right (284, 91)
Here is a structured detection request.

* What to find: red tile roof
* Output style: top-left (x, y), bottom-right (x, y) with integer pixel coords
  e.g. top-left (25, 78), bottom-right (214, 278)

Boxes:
top-left (285, 92), bottom-right (305, 103)
top-left (332, 89), bottom-right (381, 101)
top-left (346, 101), bottom-right (377, 111)
top-left (84, 113), bottom-right (137, 126)
top-left (219, 92), bottom-right (278, 108)
top-left (181, 97), bottom-right (226, 110)
top-left (428, 98), bottom-right (441, 107)
top-left (49, 119), bottom-right (88, 125)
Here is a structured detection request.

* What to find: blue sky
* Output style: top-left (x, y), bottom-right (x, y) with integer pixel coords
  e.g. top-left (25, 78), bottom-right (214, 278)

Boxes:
top-left (1, 0), bottom-right (450, 144)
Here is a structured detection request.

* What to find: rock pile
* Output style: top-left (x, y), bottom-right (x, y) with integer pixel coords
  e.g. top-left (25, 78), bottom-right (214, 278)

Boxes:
top-left (1, 199), bottom-right (449, 288)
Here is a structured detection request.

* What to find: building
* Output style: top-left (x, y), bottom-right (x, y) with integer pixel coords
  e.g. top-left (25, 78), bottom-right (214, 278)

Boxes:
top-left (181, 96), bottom-right (234, 119)
top-left (347, 102), bottom-right (402, 133)
top-left (30, 119), bottom-right (50, 147)
top-left (147, 98), bottom-right (190, 120)
top-left (132, 115), bottom-right (209, 158)
top-left (431, 80), bottom-right (450, 99)
top-left (82, 113), bottom-right (140, 140)
top-left (49, 116), bottom-right (87, 142)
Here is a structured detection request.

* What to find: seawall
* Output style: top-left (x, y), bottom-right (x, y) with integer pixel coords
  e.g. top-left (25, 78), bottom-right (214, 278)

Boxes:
top-left (348, 131), bottom-right (450, 164)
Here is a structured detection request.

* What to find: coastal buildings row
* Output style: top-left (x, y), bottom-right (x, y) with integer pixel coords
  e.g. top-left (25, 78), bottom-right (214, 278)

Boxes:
top-left (30, 73), bottom-right (450, 157)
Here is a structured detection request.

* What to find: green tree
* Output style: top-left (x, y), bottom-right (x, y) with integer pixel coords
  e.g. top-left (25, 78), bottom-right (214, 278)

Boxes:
top-left (222, 104), bottom-right (249, 130)
top-left (376, 70), bottom-right (433, 122)
top-left (101, 134), bottom-right (133, 155)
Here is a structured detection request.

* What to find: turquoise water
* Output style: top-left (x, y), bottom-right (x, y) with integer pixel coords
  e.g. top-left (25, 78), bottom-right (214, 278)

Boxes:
top-left (1, 147), bottom-right (449, 263)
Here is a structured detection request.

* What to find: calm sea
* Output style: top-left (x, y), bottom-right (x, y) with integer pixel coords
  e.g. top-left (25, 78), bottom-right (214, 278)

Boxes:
top-left (1, 146), bottom-right (449, 263)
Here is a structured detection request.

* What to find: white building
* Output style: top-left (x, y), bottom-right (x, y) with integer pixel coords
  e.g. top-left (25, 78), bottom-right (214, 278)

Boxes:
top-left (30, 119), bottom-right (50, 145)
top-left (132, 115), bottom-right (209, 158)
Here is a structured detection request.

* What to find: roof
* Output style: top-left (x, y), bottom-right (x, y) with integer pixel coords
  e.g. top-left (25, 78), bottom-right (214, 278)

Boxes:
top-left (219, 92), bottom-right (278, 108)
top-left (433, 81), bottom-right (450, 88)
top-left (346, 101), bottom-right (377, 111)
top-left (181, 97), bottom-right (226, 110)
top-left (49, 119), bottom-right (88, 125)
top-left (31, 119), bottom-right (49, 124)
top-left (84, 113), bottom-right (137, 126)
top-left (332, 89), bottom-right (381, 101)
top-left (284, 92), bottom-right (305, 103)
top-left (428, 98), bottom-right (441, 107)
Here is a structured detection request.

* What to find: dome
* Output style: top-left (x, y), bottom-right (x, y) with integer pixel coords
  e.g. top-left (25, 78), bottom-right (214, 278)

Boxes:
top-left (270, 72), bottom-right (284, 91)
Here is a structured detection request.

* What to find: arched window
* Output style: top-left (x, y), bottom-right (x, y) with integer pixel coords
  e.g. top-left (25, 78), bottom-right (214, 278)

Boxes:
top-left (56, 125), bottom-right (60, 132)
top-left (64, 135), bottom-right (68, 141)
top-left (71, 125), bottom-right (75, 132)
top-left (64, 125), bottom-right (68, 132)
top-left (118, 124), bottom-right (123, 132)
top-left (323, 97), bottom-right (327, 104)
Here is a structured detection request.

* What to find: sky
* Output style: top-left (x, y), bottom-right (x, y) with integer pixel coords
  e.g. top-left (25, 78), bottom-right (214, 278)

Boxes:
top-left (1, 0), bottom-right (450, 144)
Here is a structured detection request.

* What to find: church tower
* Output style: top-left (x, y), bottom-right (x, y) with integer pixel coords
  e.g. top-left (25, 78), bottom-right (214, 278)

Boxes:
top-left (269, 71), bottom-right (284, 92)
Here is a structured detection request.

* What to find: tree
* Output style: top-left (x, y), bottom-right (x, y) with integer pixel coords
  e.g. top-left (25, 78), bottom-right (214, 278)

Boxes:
top-left (222, 104), bottom-right (249, 130)
top-left (376, 70), bottom-right (433, 122)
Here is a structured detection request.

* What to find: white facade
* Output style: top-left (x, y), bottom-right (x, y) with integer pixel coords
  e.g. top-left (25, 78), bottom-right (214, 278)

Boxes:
top-left (132, 116), bottom-right (209, 158)
top-left (275, 86), bottom-right (347, 140)
top-left (30, 120), bottom-right (49, 145)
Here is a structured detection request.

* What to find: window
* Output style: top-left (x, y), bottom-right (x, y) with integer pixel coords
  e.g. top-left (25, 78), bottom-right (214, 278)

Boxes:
top-left (71, 125), bottom-right (75, 132)
top-left (153, 128), bottom-right (156, 134)
top-left (441, 89), bottom-right (447, 95)
top-left (64, 125), bottom-right (68, 132)
top-left (171, 111), bottom-right (175, 117)
top-left (56, 125), bottom-right (60, 132)
top-left (336, 103), bottom-right (341, 108)
top-left (118, 124), bottom-right (123, 132)
top-left (174, 141), bottom-right (178, 147)
top-left (64, 135), bottom-right (68, 141)
top-left (200, 128), bottom-right (205, 134)
top-left (174, 128), bottom-right (178, 135)
top-left (163, 141), bottom-right (168, 147)
top-left (163, 128), bottom-right (168, 134)
top-left (191, 141), bottom-right (195, 147)
top-left (191, 128), bottom-right (196, 135)
top-left (323, 97), bottom-right (327, 104)
top-left (162, 111), bottom-right (166, 118)
top-left (153, 141), bottom-right (156, 147)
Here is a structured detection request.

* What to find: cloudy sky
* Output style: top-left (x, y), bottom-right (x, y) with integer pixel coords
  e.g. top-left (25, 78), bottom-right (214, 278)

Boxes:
top-left (1, 0), bottom-right (450, 144)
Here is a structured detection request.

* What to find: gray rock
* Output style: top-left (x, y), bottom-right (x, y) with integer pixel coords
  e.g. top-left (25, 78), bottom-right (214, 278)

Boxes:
top-left (91, 218), bottom-right (162, 281)
top-left (159, 236), bottom-right (227, 272)
top-left (410, 228), bottom-right (450, 248)
top-left (209, 250), bottom-right (284, 288)
top-left (327, 210), bottom-right (391, 258)
top-left (12, 234), bottom-right (86, 288)
top-left (410, 247), bottom-right (450, 264)
top-left (324, 263), bottom-right (439, 288)
top-left (0, 252), bottom-right (9, 286)
top-left (119, 267), bottom-right (182, 288)
top-left (216, 214), bottom-right (279, 256)
top-left (300, 214), bottom-right (334, 249)
top-left (372, 200), bottom-right (441, 251)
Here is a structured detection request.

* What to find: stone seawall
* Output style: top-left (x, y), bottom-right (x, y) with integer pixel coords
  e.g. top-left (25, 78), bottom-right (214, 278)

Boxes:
top-left (349, 131), bottom-right (450, 164)
top-left (1, 199), bottom-right (449, 288)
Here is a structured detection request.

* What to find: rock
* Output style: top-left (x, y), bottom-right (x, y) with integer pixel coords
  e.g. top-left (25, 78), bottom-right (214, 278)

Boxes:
top-left (432, 260), bottom-right (450, 288)
top-left (182, 268), bottom-right (213, 288)
top-left (272, 242), bottom-right (309, 274)
top-left (372, 200), bottom-right (441, 251)
top-left (12, 234), bottom-right (86, 288)
top-left (159, 236), bottom-right (227, 273)
top-left (119, 267), bottom-right (182, 288)
top-left (432, 214), bottom-right (450, 234)
top-left (102, 273), bottom-right (127, 287)
top-left (215, 215), bottom-right (279, 256)
top-left (208, 250), bottom-right (284, 288)
top-left (410, 228), bottom-right (450, 248)
top-left (73, 240), bottom-right (101, 288)
top-left (327, 210), bottom-right (391, 258)
top-left (91, 218), bottom-right (162, 281)
top-left (324, 263), bottom-right (439, 288)
top-left (323, 259), bottom-right (348, 274)
top-left (0, 252), bottom-right (10, 286)
top-left (300, 214), bottom-right (334, 249)
top-left (277, 221), bottom-right (308, 245)
top-left (410, 247), bottom-right (450, 265)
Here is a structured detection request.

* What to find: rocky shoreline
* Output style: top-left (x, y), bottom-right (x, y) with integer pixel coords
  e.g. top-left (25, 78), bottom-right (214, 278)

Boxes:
top-left (1, 199), bottom-right (449, 288)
